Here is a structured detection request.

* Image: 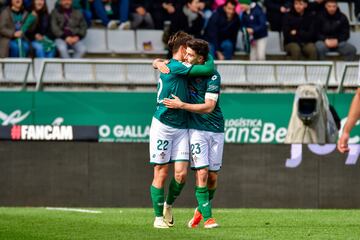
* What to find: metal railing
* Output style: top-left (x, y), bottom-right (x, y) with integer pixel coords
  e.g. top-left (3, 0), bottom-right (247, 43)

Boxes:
top-left (0, 58), bottom-right (356, 91)
top-left (0, 58), bottom-right (32, 90)
top-left (215, 61), bottom-right (333, 89)
top-left (35, 59), bottom-right (335, 90)
top-left (338, 62), bottom-right (359, 92)
top-left (36, 59), bottom-right (158, 90)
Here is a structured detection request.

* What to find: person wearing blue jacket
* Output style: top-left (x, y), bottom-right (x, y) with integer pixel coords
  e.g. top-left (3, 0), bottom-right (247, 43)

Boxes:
top-left (204, 0), bottom-right (241, 60)
top-left (239, 0), bottom-right (268, 60)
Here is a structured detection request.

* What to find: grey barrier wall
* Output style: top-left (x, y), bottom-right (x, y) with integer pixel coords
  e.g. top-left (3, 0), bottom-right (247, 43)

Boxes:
top-left (0, 142), bottom-right (359, 208)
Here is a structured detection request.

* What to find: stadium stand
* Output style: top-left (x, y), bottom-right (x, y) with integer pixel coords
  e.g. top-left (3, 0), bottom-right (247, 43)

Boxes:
top-left (108, 30), bottom-right (137, 54)
top-left (348, 31), bottom-right (360, 53)
top-left (83, 29), bottom-right (110, 54)
top-left (265, 31), bottom-right (286, 56)
top-left (0, 0), bottom-right (360, 60)
top-left (135, 30), bottom-right (166, 54)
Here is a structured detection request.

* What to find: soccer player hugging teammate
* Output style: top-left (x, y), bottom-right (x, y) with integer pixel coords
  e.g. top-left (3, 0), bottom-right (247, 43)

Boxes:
top-left (159, 38), bottom-right (225, 229)
top-left (150, 31), bottom-right (215, 229)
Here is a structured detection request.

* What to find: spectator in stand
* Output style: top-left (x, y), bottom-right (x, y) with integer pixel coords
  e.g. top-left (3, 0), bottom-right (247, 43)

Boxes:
top-left (212, 0), bottom-right (241, 13)
top-left (264, 0), bottom-right (292, 31)
top-left (282, 0), bottom-right (317, 60)
top-left (168, 0), bottom-right (204, 38)
top-left (149, 0), bottom-right (184, 30)
top-left (204, 0), bottom-right (241, 60)
top-left (92, 0), bottom-right (130, 29)
top-left (315, 0), bottom-right (356, 61)
top-left (239, 0), bottom-right (268, 61)
top-left (199, 0), bottom-right (214, 29)
top-left (26, 0), bottom-right (56, 58)
top-left (51, 0), bottom-right (87, 58)
top-left (130, 0), bottom-right (154, 29)
top-left (57, 0), bottom-right (92, 26)
top-left (57, 0), bottom-right (129, 29)
top-left (0, 0), bottom-right (31, 58)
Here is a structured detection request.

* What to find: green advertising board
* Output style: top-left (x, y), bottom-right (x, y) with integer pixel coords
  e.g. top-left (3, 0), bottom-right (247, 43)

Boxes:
top-left (0, 91), bottom-right (357, 143)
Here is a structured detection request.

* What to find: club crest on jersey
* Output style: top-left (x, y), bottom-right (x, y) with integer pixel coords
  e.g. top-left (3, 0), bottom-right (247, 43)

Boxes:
top-left (160, 152), bottom-right (166, 159)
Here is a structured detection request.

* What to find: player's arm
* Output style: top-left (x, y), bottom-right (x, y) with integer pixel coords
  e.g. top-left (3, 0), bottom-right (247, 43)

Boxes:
top-left (188, 54), bottom-right (215, 77)
top-left (153, 54), bottom-right (215, 77)
top-left (152, 58), bottom-right (170, 73)
top-left (338, 88), bottom-right (360, 153)
top-left (163, 93), bottom-right (218, 114)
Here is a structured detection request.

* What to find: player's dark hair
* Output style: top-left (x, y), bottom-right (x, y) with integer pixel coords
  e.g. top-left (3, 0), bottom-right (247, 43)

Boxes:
top-left (187, 39), bottom-right (209, 61)
top-left (186, 0), bottom-right (196, 4)
top-left (168, 31), bottom-right (193, 54)
top-left (224, 0), bottom-right (238, 7)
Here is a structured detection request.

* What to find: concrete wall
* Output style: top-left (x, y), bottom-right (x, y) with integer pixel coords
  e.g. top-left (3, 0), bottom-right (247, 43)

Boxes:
top-left (0, 142), bottom-right (359, 208)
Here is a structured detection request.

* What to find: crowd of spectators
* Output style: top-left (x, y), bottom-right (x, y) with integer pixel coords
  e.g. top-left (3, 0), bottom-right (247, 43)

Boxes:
top-left (0, 0), bottom-right (358, 60)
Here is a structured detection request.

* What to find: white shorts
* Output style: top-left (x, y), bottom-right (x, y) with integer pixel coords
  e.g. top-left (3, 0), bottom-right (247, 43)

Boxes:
top-left (189, 129), bottom-right (224, 172)
top-left (149, 117), bottom-right (189, 165)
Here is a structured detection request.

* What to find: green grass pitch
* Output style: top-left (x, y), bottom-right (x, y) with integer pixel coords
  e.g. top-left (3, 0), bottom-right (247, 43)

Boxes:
top-left (1, 208), bottom-right (360, 240)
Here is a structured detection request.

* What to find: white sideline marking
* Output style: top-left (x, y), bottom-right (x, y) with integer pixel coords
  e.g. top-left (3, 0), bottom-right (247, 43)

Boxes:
top-left (46, 207), bottom-right (102, 214)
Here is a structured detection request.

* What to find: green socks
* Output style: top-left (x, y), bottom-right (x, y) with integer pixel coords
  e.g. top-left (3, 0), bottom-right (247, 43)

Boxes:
top-left (195, 186), bottom-right (212, 221)
top-left (166, 177), bottom-right (185, 205)
top-left (151, 178), bottom-right (185, 217)
top-left (209, 188), bottom-right (216, 201)
top-left (150, 185), bottom-right (164, 217)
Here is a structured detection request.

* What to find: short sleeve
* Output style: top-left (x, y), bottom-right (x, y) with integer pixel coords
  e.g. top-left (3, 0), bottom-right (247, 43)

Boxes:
top-left (206, 73), bottom-right (221, 93)
top-left (168, 61), bottom-right (193, 76)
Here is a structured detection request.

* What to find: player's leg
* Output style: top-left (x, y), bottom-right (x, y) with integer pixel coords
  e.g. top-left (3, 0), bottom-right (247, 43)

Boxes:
top-left (208, 171), bottom-right (218, 201)
top-left (167, 161), bottom-right (188, 204)
top-left (163, 129), bottom-right (189, 226)
top-left (208, 131), bottom-right (224, 199)
top-left (203, 132), bottom-right (224, 228)
top-left (151, 164), bottom-right (169, 228)
top-left (188, 130), bottom-right (214, 228)
top-left (195, 167), bottom-right (213, 225)
top-left (149, 118), bottom-right (173, 228)
top-left (163, 160), bottom-right (188, 226)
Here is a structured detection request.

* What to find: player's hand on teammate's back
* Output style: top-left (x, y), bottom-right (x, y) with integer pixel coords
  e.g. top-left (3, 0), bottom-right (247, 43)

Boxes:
top-left (337, 132), bottom-right (350, 153)
top-left (156, 60), bottom-right (170, 74)
top-left (163, 95), bottom-right (184, 109)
